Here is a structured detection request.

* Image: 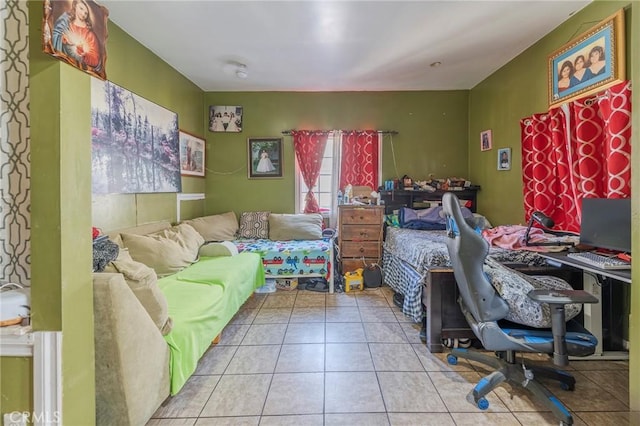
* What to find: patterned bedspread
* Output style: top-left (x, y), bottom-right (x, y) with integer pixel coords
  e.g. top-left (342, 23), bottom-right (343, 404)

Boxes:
top-left (383, 227), bottom-right (551, 322)
top-left (233, 238), bottom-right (332, 278)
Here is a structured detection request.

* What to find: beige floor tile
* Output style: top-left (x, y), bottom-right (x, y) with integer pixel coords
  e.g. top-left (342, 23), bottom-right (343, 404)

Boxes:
top-left (576, 411), bottom-right (637, 426)
top-left (359, 307), bottom-right (398, 322)
top-left (241, 294), bottom-right (267, 309)
top-left (253, 308), bottom-right (292, 324)
top-left (491, 381), bottom-right (553, 413)
top-left (195, 417), bottom-right (259, 426)
top-left (230, 309), bottom-right (258, 325)
top-left (387, 412), bottom-right (455, 426)
top-left (241, 324), bottom-right (287, 345)
top-left (428, 371), bottom-right (509, 413)
top-left (325, 307), bottom-right (361, 322)
top-left (400, 322), bottom-right (423, 344)
top-left (259, 414), bottom-right (324, 425)
top-left (325, 412), bottom-right (390, 425)
top-left (363, 322), bottom-right (407, 343)
top-left (513, 411), bottom-right (587, 426)
top-left (393, 308), bottom-right (416, 323)
top-left (225, 345), bottom-right (280, 374)
top-left (194, 346), bottom-right (238, 375)
top-left (414, 349), bottom-right (475, 372)
top-left (153, 375), bottom-right (220, 418)
top-left (263, 372), bottom-right (324, 415)
top-left (294, 292), bottom-right (326, 307)
top-left (218, 324), bottom-right (250, 345)
top-left (582, 369), bottom-right (629, 405)
top-left (355, 293), bottom-right (390, 308)
top-left (290, 307), bottom-right (326, 322)
top-left (449, 412), bottom-right (521, 425)
top-left (369, 343), bottom-right (423, 371)
top-left (540, 371), bottom-right (628, 412)
top-left (326, 293), bottom-right (358, 307)
top-left (377, 371), bottom-right (447, 413)
top-left (201, 374), bottom-right (272, 417)
top-left (325, 371), bottom-right (385, 413)
top-left (147, 418), bottom-right (197, 425)
top-left (326, 322), bottom-right (366, 343)
top-left (275, 343), bottom-right (325, 373)
top-left (262, 293), bottom-right (296, 309)
top-left (325, 343), bottom-right (374, 372)
top-left (569, 360), bottom-right (629, 371)
top-left (283, 322), bottom-right (325, 343)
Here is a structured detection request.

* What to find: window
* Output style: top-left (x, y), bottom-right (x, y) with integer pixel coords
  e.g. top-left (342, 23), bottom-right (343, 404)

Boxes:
top-left (295, 133), bottom-right (338, 215)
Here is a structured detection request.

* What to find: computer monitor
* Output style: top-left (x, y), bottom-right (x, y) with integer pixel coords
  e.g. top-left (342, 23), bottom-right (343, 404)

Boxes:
top-left (580, 198), bottom-right (631, 252)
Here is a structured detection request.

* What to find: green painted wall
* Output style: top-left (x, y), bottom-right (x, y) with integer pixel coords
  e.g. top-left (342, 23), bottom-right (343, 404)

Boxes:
top-left (203, 91), bottom-right (469, 215)
top-left (91, 23), bottom-right (205, 231)
top-left (468, 1), bottom-right (629, 226)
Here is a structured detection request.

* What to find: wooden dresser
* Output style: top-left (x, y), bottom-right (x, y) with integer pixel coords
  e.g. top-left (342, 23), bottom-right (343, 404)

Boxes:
top-left (337, 205), bottom-right (384, 273)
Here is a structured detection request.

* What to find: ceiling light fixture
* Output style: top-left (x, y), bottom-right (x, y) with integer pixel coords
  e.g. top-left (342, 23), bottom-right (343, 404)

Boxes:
top-left (235, 63), bottom-right (248, 79)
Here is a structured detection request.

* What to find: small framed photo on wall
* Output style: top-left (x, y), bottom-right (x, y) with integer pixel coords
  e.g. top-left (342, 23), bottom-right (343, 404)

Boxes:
top-left (179, 131), bottom-right (206, 177)
top-left (248, 138), bottom-right (283, 179)
top-left (497, 148), bottom-right (511, 171)
top-left (209, 105), bottom-right (243, 132)
top-left (480, 130), bottom-right (492, 151)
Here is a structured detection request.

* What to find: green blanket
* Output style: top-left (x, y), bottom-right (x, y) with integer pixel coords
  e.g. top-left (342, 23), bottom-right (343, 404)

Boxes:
top-left (158, 252), bottom-right (265, 394)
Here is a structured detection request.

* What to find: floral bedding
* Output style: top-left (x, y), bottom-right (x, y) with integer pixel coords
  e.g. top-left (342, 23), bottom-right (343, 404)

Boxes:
top-left (233, 238), bottom-right (333, 279)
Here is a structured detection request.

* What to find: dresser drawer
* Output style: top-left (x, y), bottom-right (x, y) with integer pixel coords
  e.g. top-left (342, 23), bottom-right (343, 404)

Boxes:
top-left (341, 258), bottom-right (380, 273)
top-left (340, 208), bottom-right (382, 225)
top-left (340, 225), bottom-right (381, 241)
top-left (341, 241), bottom-right (381, 258)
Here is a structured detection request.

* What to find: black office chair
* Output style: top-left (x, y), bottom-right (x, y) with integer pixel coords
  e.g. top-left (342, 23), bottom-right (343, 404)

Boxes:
top-left (441, 192), bottom-right (598, 426)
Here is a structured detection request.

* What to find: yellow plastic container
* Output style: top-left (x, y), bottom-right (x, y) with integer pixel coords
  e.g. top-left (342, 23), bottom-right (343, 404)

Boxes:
top-left (344, 268), bottom-right (364, 292)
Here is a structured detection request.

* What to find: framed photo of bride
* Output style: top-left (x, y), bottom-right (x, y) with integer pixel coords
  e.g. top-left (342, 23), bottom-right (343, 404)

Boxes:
top-left (548, 9), bottom-right (625, 108)
top-left (248, 137), bottom-right (283, 179)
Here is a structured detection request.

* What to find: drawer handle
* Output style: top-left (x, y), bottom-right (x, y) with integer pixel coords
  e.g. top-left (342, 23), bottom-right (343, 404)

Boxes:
top-left (359, 216), bottom-right (364, 220)
top-left (359, 247), bottom-right (365, 253)
top-left (360, 232), bottom-right (368, 237)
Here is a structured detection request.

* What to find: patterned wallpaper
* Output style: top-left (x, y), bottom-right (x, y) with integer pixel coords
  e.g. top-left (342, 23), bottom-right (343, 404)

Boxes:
top-left (0, 0), bottom-right (31, 284)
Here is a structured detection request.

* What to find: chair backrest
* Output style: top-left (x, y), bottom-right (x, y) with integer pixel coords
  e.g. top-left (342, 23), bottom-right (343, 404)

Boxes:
top-left (442, 192), bottom-right (509, 322)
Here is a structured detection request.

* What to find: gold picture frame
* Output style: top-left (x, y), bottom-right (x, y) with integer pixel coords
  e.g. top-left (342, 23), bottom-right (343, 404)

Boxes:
top-left (548, 9), bottom-right (625, 108)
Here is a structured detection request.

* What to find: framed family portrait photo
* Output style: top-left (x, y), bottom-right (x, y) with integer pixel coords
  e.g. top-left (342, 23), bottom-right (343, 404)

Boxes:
top-left (179, 131), bottom-right (206, 177)
top-left (548, 9), bottom-right (625, 108)
top-left (248, 138), bottom-right (282, 179)
top-left (209, 105), bottom-right (243, 132)
top-left (480, 130), bottom-right (492, 151)
top-left (497, 148), bottom-right (511, 171)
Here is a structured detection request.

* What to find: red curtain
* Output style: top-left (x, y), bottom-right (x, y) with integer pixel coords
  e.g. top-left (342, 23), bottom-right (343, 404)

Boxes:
top-left (339, 130), bottom-right (380, 190)
top-left (520, 81), bottom-right (631, 232)
top-left (292, 130), bottom-right (329, 213)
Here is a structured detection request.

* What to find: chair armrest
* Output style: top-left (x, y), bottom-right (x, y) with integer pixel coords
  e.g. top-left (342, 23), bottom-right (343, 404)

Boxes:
top-left (527, 289), bottom-right (598, 305)
top-left (527, 289), bottom-right (597, 367)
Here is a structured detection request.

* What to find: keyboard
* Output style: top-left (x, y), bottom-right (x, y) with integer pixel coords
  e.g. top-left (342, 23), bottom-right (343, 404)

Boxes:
top-left (567, 252), bottom-right (631, 270)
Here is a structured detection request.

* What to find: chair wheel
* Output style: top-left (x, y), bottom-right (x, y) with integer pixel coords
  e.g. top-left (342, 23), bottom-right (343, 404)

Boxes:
top-left (447, 354), bottom-right (458, 365)
top-left (560, 382), bottom-right (575, 391)
top-left (477, 397), bottom-right (489, 410)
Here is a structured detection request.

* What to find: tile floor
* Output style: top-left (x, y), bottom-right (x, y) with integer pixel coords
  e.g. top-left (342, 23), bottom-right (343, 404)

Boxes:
top-left (147, 286), bottom-right (636, 426)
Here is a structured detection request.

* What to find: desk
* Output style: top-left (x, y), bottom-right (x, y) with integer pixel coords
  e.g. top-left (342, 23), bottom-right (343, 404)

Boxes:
top-left (539, 252), bottom-right (630, 360)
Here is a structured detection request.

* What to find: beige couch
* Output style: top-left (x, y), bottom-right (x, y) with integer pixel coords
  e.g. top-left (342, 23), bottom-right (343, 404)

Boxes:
top-left (93, 221), bottom-right (264, 425)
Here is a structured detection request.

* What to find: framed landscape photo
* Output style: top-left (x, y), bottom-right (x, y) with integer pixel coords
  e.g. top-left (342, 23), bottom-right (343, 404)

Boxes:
top-left (248, 138), bottom-right (282, 179)
top-left (179, 131), bottom-right (206, 177)
top-left (209, 105), bottom-right (243, 132)
top-left (548, 9), bottom-right (625, 108)
top-left (497, 148), bottom-right (511, 171)
top-left (480, 129), bottom-right (492, 151)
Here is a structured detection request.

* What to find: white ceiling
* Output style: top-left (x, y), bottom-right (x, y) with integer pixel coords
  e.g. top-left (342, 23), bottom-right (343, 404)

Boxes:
top-left (101, 0), bottom-right (591, 92)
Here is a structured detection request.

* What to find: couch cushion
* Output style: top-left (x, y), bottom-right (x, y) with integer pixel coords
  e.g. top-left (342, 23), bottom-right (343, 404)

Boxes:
top-left (269, 213), bottom-right (323, 240)
top-left (239, 211), bottom-right (270, 239)
top-left (104, 249), bottom-right (173, 335)
top-left (121, 224), bottom-right (203, 277)
top-left (199, 241), bottom-right (239, 257)
top-left (183, 212), bottom-right (238, 241)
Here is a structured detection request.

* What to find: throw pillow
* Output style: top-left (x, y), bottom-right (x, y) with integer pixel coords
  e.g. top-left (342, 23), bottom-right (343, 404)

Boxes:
top-left (198, 241), bottom-right (239, 257)
top-left (121, 225), bottom-right (201, 277)
top-left (104, 249), bottom-right (173, 335)
top-left (183, 211), bottom-right (239, 241)
top-left (239, 211), bottom-right (270, 239)
top-left (268, 213), bottom-right (323, 240)
top-left (156, 223), bottom-right (204, 259)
